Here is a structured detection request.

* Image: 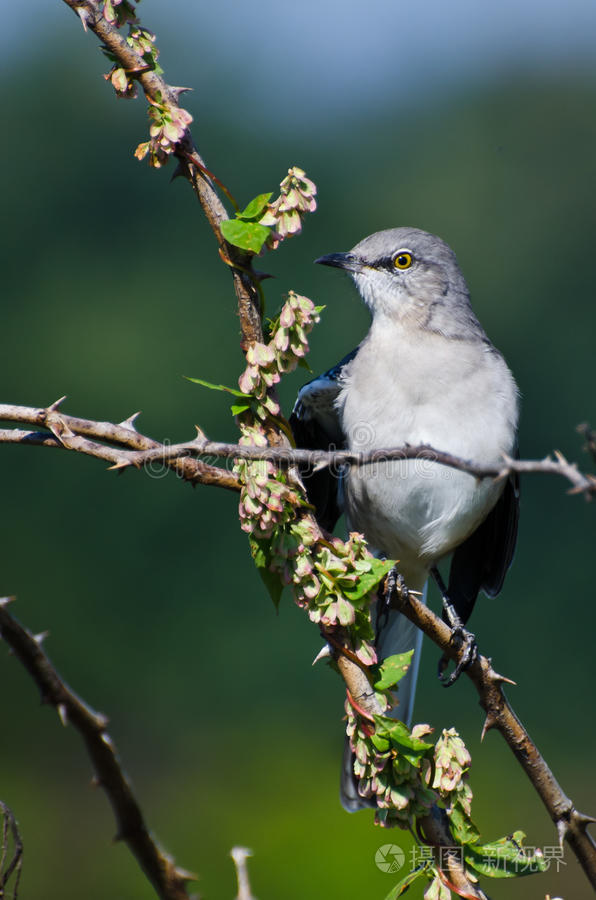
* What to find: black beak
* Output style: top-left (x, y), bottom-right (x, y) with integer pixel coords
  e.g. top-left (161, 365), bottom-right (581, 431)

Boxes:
top-left (314, 251), bottom-right (363, 273)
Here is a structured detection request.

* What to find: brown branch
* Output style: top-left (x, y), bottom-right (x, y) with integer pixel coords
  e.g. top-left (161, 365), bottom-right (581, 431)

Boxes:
top-left (95, 430), bottom-right (596, 498)
top-left (0, 401), bottom-right (239, 492)
top-left (0, 801), bottom-right (23, 899)
top-left (1, 403), bottom-right (594, 497)
top-left (0, 598), bottom-right (195, 900)
top-left (384, 579), bottom-right (596, 889)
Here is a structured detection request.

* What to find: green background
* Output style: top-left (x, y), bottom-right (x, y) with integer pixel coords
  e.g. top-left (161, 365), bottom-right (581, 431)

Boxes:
top-left (0, 5), bottom-right (595, 900)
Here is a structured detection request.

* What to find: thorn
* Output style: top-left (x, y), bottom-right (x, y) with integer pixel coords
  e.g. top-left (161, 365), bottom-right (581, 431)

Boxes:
top-left (47, 396), bottom-right (67, 412)
top-left (168, 85), bottom-right (193, 99)
top-left (118, 412), bottom-right (141, 430)
top-left (57, 703), bottom-right (69, 727)
top-left (253, 269), bottom-right (274, 282)
top-left (108, 459), bottom-right (133, 471)
top-left (0, 596), bottom-right (16, 608)
top-left (34, 631), bottom-right (49, 645)
top-left (573, 809), bottom-right (596, 828)
top-left (312, 643), bottom-right (332, 666)
top-left (170, 162), bottom-right (188, 182)
top-left (194, 426), bottom-right (207, 443)
top-left (75, 5), bottom-right (91, 31)
top-left (489, 669), bottom-right (516, 686)
top-left (47, 418), bottom-right (76, 446)
top-left (556, 818), bottom-right (569, 846)
top-left (174, 866), bottom-right (198, 882)
top-left (480, 715), bottom-right (497, 741)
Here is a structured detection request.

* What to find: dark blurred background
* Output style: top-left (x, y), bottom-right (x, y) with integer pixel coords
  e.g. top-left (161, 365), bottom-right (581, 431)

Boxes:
top-left (1, 2), bottom-right (595, 898)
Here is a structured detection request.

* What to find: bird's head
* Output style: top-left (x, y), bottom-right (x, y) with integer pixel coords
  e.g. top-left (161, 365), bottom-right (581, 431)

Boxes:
top-left (315, 227), bottom-right (472, 329)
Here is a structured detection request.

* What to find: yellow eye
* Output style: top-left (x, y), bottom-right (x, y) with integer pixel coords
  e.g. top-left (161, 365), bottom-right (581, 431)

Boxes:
top-left (394, 250), bottom-right (413, 270)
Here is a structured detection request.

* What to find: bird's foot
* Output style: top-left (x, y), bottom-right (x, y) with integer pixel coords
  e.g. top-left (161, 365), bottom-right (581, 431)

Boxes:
top-left (378, 567), bottom-right (409, 643)
top-left (438, 625), bottom-right (478, 687)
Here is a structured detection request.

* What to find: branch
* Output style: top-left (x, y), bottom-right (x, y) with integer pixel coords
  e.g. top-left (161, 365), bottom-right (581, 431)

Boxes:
top-left (129, 435), bottom-right (595, 496)
top-left (0, 598), bottom-right (195, 900)
top-left (0, 801), bottom-right (23, 899)
top-left (0, 401), bottom-right (239, 492)
top-left (1, 402), bottom-right (594, 497)
top-left (383, 579), bottom-right (596, 888)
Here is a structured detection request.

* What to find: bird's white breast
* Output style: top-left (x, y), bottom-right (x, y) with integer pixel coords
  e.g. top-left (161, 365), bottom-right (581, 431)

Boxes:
top-left (337, 317), bottom-right (518, 584)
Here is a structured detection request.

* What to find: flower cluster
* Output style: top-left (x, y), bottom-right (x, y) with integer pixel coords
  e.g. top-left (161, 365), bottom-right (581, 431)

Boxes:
top-left (135, 95), bottom-right (193, 167)
top-left (259, 167), bottom-right (317, 248)
top-left (432, 727), bottom-right (473, 818)
top-left (237, 292), bottom-right (321, 421)
top-left (102, 0), bottom-right (137, 27)
top-left (346, 706), bottom-right (436, 827)
top-left (236, 424), bottom-right (299, 540)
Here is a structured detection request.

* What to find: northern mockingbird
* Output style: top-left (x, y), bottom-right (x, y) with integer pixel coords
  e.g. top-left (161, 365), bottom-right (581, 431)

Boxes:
top-left (290, 227), bottom-right (519, 810)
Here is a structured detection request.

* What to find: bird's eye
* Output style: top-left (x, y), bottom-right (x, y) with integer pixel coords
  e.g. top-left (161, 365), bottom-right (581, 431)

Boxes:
top-left (393, 250), bottom-right (413, 270)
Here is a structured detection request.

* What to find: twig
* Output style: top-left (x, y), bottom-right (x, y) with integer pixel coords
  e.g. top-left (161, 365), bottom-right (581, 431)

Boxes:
top-left (1, 403), bottom-right (595, 497)
top-left (383, 579), bottom-right (596, 889)
top-left (0, 801), bottom-right (23, 900)
top-left (0, 599), bottom-right (195, 900)
top-left (0, 402), bottom-right (239, 492)
top-left (578, 423), bottom-right (596, 465)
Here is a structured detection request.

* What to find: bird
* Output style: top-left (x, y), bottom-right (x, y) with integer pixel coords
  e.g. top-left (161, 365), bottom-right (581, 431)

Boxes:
top-left (289, 227), bottom-right (519, 810)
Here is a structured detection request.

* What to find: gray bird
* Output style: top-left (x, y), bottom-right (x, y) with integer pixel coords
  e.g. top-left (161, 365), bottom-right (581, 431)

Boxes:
top-left (290, 227), bottom-right (519, 810)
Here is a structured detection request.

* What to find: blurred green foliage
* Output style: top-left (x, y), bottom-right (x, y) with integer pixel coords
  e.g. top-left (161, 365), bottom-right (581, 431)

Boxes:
top-left (0, 31), bottom-right (595, 900)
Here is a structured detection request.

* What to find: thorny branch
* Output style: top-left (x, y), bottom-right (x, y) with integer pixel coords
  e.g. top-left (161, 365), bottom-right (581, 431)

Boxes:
top-left (381, 578), bottom-right (596, 889)
top-left (0, 801), bottom-right (23, 900)
top-left (0, 599), bottom-right (195, 900)
top-left (0, 402), bottom-right (594, 497)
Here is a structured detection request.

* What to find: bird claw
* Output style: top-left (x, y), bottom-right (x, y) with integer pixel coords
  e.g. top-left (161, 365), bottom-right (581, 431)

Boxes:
top-left (438, 625), bottom-right (478, 687)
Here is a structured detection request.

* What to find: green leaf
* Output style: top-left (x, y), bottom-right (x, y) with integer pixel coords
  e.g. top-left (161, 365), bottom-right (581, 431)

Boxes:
top-left (238, 192), bottom-right (273, 220)
top-left (342, 558), bottom-right (394, 602)
top-left (382, 864), bottom-right (430, 899)
top-left (374, 715), bottom-right (433, 765)
top-left (249, 537), bottom-right (283, 608)
top-left (230, 403), bottom-right (251, 416)
top-left (221, 219), bottom-right (271, 253)
top-left (464, 831), bottom-right (549, 879)
top-left (374, 651), bottom-right (414, 690)
top-left (448, 801), bottom-right (481, 845)
top-left (185, 377), bottom-right (251, 399)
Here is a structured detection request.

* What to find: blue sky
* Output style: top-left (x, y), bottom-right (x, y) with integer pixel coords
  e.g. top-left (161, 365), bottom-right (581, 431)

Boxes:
top-left (7, 0), bottom-right (596, 123)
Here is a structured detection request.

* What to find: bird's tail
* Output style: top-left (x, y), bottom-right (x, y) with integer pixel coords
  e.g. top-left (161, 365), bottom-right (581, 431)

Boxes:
top-left (339, 583), bottom-right (427, 812)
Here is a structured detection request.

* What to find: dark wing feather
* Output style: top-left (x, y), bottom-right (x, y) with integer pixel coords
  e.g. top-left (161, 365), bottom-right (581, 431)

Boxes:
top-left (446, 470), bottom-right (520, 625)
top-left (289, 349), bottom-right (358, 532)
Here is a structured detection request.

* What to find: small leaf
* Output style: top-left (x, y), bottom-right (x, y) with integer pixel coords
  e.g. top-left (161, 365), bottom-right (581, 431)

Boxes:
top-left (448, 802), bottom-right (481, 845)
top-left (249, 537), bottom-right (283, 608)
top-left (221, 219), bottom-right (271, 254)
top-left (383, 864), bottom-right (429, 900)
top-left (230, 403), bottom-right (251, 416)
top-left (464, 831), bottom-right (548, 879)
top-left (374, 715), bottom-right (433, 765)
top-left (239, 192), bottom-right (273, 220)
top-left (343, 558), bottom-right (394, 601)
top-left (185, 377), bottom-right (251, 399)
top-left (374, 651), bottom-right (414, 690)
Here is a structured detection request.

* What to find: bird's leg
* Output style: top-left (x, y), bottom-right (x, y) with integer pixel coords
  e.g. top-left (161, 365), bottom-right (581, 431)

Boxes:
top-left (430, 566), bottom-right (477, 687)
top-left (377, 565), bottom-right (409, 644)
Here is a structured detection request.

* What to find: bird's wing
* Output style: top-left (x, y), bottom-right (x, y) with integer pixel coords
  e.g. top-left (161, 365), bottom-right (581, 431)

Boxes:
top-left (446, 469), bottom-right (520, 624)
top-left (289, 348), bottom-right (358, 532)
